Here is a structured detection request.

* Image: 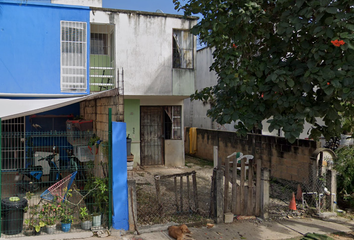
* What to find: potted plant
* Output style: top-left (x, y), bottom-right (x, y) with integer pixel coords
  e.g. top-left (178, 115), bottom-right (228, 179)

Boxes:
top-left (79, 207), bottom-right (92, 230)
top-left (40, 200), bottom-right (59, 234)
top-left (23, 192), bottom-right (46, 236)
top-left (84, 176), bottom-right (108, 227)
top-left (57, 190), bottom-right (75, 232)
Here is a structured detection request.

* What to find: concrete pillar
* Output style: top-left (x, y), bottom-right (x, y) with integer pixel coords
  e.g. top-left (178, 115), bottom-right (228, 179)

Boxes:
top-left (261, 169), bottom-right (270, 219)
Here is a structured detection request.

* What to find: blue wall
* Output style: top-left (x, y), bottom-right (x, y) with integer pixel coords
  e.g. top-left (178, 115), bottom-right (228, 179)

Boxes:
top-left (0, 1), bottom-right (90, 95)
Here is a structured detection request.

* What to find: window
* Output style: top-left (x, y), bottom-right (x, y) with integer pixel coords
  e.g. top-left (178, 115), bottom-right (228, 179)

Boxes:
top-left (90, 33), bottom-right (108, 55)
top-left (173, 29), bottom-right (194, 69)
top-left (61, 21), bottom-right (87, 92)
top-left (164, 106), bottom-right (181, 140)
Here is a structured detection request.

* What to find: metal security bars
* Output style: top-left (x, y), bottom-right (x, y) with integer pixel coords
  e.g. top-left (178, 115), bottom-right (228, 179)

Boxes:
top-left (61, 21), bottom-right (87, 93)
top-left (0, 127), bottom-right (112, 237)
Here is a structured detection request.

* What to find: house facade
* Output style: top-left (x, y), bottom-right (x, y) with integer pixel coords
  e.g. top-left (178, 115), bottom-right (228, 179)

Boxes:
top-left (89, 8), bottom-right (198, 167)
top-left (0, 0), bottom-right (197, 169)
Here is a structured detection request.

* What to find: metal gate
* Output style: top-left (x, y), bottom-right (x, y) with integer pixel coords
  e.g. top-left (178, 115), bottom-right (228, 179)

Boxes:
top-left (140, 107), bottom-right (164, 166)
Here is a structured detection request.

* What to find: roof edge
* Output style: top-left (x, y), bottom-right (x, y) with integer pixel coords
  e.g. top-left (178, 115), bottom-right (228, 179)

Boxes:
top-left (90, 7), bottom-right (199, 20)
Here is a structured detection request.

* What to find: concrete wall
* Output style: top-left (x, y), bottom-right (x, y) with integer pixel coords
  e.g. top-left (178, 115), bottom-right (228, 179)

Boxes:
top-left (185, 127), bottom-right (319, 183)
top-left (0, 1), bottom-right (90, 96)
top-left (52, 0), bottom-right (102, 7)
top-left (124, 99), bottom-right (140, 163)
top-left (90, 9), bottom-right (198, 97)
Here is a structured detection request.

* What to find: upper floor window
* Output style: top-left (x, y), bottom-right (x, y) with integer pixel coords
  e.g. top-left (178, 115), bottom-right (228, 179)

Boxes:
top-left (91, 33), bottom-right (108, 55)
top-left (173, 29), bottom-right (194, 69)
top-left (60, 21), bottom-right (87, 92)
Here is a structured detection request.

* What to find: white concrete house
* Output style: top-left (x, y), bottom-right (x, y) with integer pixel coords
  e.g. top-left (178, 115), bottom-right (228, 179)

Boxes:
top-left (185, 47), bottom-right (324, 140)
top-left (88, 7), bottom-right (197, 167)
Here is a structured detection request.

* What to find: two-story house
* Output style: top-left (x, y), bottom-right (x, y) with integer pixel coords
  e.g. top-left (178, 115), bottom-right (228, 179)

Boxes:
top-left (0, 0), bottom-right (197, 170)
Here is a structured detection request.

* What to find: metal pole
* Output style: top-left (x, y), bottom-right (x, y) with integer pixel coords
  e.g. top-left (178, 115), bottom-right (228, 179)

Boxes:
top-left (108, 109), bottom-right (112, 228)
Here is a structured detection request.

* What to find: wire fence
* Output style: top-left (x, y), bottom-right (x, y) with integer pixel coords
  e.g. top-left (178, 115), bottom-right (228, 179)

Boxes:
top-left (133, 170), bottom-right (211, 228)
top-left (0, 131), bottom-right (111, 237)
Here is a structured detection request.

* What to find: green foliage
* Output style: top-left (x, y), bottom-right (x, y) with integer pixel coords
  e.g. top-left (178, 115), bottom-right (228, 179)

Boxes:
top-left (57, 189), bottom-right (75, 223)
top-left (174, 0), bottom-right (354, 143)
top-left (24, 192), bottom-right (46, 232)
top-left (84, 176), bottom-right (109, 215)
top-left (79, 207), bottom-right (92, 221)
top-left (39, 198), bottom-right (60, 225)
top-left (335, 146), bottom-right (354, 204)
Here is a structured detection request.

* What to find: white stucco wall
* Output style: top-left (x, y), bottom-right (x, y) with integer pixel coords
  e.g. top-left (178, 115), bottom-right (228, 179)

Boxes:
top-left (185, 47), bottom-right (319, 139)
top-left (90, 10), bottom-right (197, 97)
top-left (52, 0), bottom-right (102, 7)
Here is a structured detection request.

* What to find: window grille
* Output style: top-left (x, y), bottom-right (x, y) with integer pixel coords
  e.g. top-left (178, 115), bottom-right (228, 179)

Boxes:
top-left (164, 106), bottom-right (182, 140)
top-left (61, 21), bottom-right (87, 92)
top-left (173, 30), bottom-right (194, 69)
top-left (1, 117), bottom-right (25, 170)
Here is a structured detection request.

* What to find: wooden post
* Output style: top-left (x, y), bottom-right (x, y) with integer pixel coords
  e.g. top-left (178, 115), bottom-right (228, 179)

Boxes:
top-left (215, 169), bottom-right (224, 223)
top-left (192, 172), bottom-right (199, 213)
top-left (231, 158), bottom-right (237, 214)
top-left (154, 175), bottom-right (163, 216)
top-left (247, 159), bottom-right (254, 215)
top-left (224, 157), bottom-right (230, 213)
top-left (187, 175), bottom-right (191, 211)
top-left (174, 177), bottom-right (179, 212)
top-left (213, 146), bottom-right (218, 168)
top-left (261, 168), bottom-right (270, 219)
top-left (180, 176), bottom-right (184, 212)
top-left (330, 169), bottom-right (337, 212)
top-left (210, 169), bottom-right (216, 218)
top-left (240, 158), bottom-right (246, 215)
top-left (255, 159), bottom-right (261, 216)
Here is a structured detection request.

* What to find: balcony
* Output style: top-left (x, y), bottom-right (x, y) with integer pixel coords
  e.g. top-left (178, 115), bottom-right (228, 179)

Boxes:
top-left (90, 24), bottom-right (115, 92)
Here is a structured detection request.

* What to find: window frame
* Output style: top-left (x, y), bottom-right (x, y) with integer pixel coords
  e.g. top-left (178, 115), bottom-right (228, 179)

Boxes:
top-left (60, 21), bottom-right (87, 93)
top-left (172, 29), bottom-right (194, 69)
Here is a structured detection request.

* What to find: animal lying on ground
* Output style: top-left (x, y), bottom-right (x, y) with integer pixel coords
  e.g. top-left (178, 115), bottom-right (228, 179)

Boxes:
top-left (168, 224), bottom-right (192, 240)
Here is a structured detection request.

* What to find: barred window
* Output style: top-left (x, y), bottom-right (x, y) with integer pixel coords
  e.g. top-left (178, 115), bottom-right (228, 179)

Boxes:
top-left (60, 21), bottom-right (87, 92)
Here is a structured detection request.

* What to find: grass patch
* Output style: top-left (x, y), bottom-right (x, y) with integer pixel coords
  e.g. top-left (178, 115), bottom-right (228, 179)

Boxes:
top-left (185, 155), bottom-right (214, 168)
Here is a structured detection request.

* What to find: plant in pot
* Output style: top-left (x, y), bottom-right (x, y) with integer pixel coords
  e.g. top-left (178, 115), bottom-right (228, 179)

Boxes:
top-left (79, 207), bottom-right (92, 230)
top-left (84, 176), bottom-right (108, 227)
top-left (57, 190), bottom-right (75, 232)
top-left (40, 199), bottom-right (59, 234)
top-left (23, 192), bottom-right (46, 236)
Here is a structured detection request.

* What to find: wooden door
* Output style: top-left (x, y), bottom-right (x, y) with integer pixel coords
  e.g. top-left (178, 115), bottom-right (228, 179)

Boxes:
top-left (140, 107), bottom-right (164, 166)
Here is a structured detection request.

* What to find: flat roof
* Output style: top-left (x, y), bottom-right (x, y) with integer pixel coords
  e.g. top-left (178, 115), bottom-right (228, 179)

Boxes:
top-left (90, 7), bottom-right (199, 20)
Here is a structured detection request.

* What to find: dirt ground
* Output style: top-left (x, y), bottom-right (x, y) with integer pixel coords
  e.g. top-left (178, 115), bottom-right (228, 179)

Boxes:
top-left (128, 155), bottom-right (354, 239)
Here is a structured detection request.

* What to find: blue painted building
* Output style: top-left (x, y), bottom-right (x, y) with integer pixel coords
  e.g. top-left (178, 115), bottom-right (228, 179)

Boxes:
top-left (0, 0), bottom-right (91, 96)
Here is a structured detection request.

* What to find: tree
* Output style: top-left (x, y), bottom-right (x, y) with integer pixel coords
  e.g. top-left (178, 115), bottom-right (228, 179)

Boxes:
top-left (174, 0), bottom-right (354, 143)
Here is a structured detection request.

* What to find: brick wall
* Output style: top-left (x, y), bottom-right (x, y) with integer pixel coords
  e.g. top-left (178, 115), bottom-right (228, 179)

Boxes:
top-left (185, 127), bottom-right (320, 183)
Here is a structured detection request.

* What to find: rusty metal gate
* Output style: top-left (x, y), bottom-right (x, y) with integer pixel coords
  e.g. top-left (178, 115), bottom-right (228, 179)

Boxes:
top-left (140, 107), bottom-right (164, 166)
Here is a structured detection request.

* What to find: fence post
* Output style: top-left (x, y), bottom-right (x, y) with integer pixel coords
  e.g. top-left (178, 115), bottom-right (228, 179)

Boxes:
top-left (261, 168), bottom-right (270, 219)
top-left (214, 169), bottom-right (224, 223)
top-left (213, 146), bottom-right (218, 168)
top-left (108, 108), bottom-right (113, 228)
top-left (0, 118), bottom-right (2, 237)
